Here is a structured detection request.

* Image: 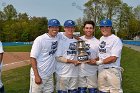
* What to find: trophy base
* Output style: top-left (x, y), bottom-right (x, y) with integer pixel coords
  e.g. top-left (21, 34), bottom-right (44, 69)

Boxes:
top-left (77, 55), bottom-right (88, 63)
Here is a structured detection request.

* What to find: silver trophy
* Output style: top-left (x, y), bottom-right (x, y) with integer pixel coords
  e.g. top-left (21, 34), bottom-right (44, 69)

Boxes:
top-left (76, 40), bottom-right (89, 62)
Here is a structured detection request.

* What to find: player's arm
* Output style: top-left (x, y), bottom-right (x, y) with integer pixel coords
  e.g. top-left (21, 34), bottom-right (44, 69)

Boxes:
top-left (67, 59), bottom-right (81, 65)
top-left (30, 57), bottom-right (42, 84)
top-left (86, 57), bottom-right (99, 65)
top-left (30, 37), bottom-right (42, 84)
top-left (0, 53), bottom-right (3, 71)
top-left (56, 56), bottom-right (81, 65)
top-left (0, 42), bottom-right (4, 67)
top-left (96, 38), bottom-right (122, 65)
top-left (96, 56), bottom-right (117, 65)
top-left (0, 53), bottom-right (3, 64)
top-left (103, 56), bottom-right (117, 64)
top-left (73, 35), bottom-right (81, 40)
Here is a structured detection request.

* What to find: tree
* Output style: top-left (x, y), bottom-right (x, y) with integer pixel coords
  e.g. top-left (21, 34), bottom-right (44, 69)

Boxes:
top-left (18, 13), bottom-right (29, 21)
top-left (3, 4), bottom-right (17, 20)
top-left (28, 17), bottom-right (48, 41)
top-left (0, 4), bottom-right (49, 42)
top-left (81, 0), bottom-right (140, 39)
top-left (134, 5), bottom-right (140, 20)
top-left (0, 11), bottom-right (6, 20)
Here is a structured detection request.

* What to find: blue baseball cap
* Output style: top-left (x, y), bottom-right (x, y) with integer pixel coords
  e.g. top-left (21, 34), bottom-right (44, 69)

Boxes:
top-left (100, 19), bottom-right (112, 27)
top-left (48, 19), bottom-right (60, 27)
top-left (64, 20), bottom-right (76, 27)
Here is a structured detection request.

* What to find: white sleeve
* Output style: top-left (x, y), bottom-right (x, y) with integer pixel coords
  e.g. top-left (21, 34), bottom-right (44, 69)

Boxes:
top-left (30, 37), bottom-right (42, 58)
top-left (56, 40), bottom-right (64, 57)
top-left (95, 45), bottom-right (99, 58)
top-left (95, 40), bottom-right (100, 58)
top-left (111, 38), bottom-right (123, 57)
top-left (57, 32), bottom-right (64, 40)
top-left (0, 42), bottom-right (4, 53)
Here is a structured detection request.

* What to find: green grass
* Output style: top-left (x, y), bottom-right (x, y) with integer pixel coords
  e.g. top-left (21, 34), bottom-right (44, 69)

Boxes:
top-left (3, 45), bottom-right (32, 52)
top-left (1, 46), bottom-right (140, 93)
top-left (121, 47), bottom-right (140, 93)
top-left (2, 65), bottom-right (31, 93)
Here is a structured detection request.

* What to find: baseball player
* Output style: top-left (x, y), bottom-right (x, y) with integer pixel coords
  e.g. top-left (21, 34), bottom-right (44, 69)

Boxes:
top-left (0, 41), bottom-right (4, 93)
top-left (55, 20), bottom-right (80, 93)
top-left (96, 19), bottom-right (123, 93)
top-left (78, 21), bottom-right (99, 93)
top-left (29, 19), bottom-right (61, 93)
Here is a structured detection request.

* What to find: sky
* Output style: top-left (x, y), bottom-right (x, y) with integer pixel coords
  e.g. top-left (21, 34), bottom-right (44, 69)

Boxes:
top-left (123, 0), bottom-right (140, 7)
top-left (0, 0), bottom-right (140, 24)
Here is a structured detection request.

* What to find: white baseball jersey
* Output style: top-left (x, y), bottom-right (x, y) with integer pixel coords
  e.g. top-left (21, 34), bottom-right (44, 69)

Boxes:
top-left (78, 36), bottom-right (99, 77)
top-left (55, 34), bottom-right (78, 77)
top-left (30, 33), bottom-right (62, 79)
top-left (0, 41), bottom-right (4, 88)
top-left (98, 34), bottom-right (123, 68)
top-left (0, 42), bottom-right (3, 54)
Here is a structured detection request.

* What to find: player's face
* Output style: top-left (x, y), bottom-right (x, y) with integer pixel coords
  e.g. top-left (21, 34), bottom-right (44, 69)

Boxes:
top-left (83, 24), bottom-right (94, 38)
top-left (64, 27), bottom-right (75, 36)
top-left (100, 26), bottom-right (112, 37)
top-left (48, 26), bottom-right (60, 37)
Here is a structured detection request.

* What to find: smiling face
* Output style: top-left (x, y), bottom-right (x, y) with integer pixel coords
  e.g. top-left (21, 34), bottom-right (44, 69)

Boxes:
top-left (100, 26), bottom-right (112, 37)
top-left (83, 24), bottom-right (94, 38)
top-left (48, 26), bottom-right (60, 37)
top-left (64, 26), bottom-right (75, 38)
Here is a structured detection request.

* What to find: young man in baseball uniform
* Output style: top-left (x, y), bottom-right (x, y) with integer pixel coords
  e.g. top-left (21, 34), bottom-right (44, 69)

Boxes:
top-left (0, 41), bottom-right (4, 93)
top-left (29, 19), bottom-right (61, 93)
top-left (78, 21), bottom-right (99, 93)
top-left (55, 20), bottom-right (80, 93)
top-left (96, 19), bottom-right (123, 93)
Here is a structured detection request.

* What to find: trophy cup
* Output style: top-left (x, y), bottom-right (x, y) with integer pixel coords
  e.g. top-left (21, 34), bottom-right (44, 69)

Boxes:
top-left (76, 40), bottom-right (89, 62)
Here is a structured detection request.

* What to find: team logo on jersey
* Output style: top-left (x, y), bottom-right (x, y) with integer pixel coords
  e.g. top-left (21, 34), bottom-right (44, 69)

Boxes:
top-left (86, 51), bottom-right (91, 55)
top-left (69, 42), bottom-right (77, 50)
top-left (99, 41), bottom-right (106, 53)
top-left (99, 41), bottom-right (106, 48)
top-left (67, 42), bottom-right (77, 55)
top-left (49, 41), bottom-right (58, 55)
top-left (85, 44), bottom-right (90, 50)
top-left (84, 44), bottom-right (90, 56)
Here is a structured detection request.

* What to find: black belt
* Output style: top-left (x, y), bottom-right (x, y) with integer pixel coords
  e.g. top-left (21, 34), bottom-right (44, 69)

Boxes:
top-left (104, 67), bottom-right (115, 69)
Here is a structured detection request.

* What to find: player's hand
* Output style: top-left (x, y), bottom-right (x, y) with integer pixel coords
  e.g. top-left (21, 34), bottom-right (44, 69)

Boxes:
top-left (96, 60), bottom-right (103, 65)
top-left (86, 59), bottom-right (96, 65)
top-left (73, 35), bottom-right (81, 40)
top-left (35, 75), bottom-right (42, 85)
top-left (73, 60), bottom-right (81, 66)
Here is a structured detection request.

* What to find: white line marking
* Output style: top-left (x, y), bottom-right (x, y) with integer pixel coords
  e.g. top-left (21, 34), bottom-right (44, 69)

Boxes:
top-left (3, 60), bottom-right (30, 66)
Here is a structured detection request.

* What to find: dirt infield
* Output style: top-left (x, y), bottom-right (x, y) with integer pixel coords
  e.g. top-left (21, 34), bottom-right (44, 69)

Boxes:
top-left (2, 52), bottom-right (30, 71)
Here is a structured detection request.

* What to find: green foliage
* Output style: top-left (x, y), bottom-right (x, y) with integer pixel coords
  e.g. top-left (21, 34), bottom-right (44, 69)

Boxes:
top-left (76, 0), bottom-right (140, 39)
top-left (3, 5), bottom-right (17, 20)
top-left (3, 45), bottom-right (32, 52)
top-left (95, 28), bottom-right (102, 39)
top-left (0, 4), bottom-right (48, 42)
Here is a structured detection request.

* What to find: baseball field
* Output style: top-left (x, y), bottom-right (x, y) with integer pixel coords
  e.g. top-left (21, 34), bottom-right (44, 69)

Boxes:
top-left (2, 45), bottom-right (140, 93)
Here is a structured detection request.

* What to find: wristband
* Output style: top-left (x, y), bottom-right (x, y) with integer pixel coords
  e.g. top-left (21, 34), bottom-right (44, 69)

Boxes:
top-left (56, 56), bottom-right (67, 63)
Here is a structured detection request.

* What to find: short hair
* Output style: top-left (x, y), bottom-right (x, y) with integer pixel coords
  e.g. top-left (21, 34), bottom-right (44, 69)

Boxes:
top-left (83, 21), bottom-right (95, 28)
